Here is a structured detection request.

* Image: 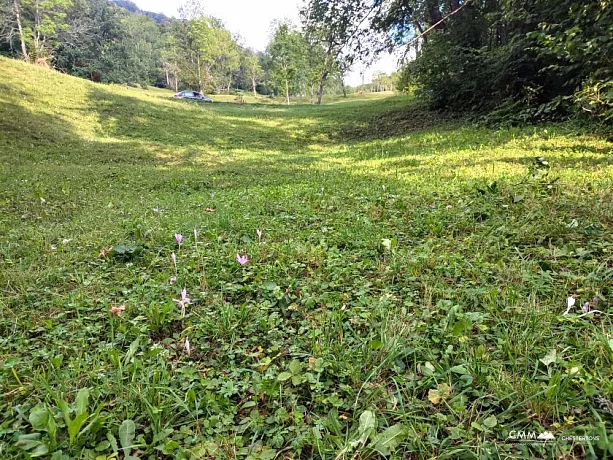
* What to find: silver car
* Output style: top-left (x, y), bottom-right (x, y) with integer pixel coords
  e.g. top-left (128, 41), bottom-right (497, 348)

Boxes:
top-left (174, 90), bottom-right (213, 102)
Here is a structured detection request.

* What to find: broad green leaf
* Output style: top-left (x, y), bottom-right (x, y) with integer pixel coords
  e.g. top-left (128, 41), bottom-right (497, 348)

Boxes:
top-left (262, 281), bottom-right (278, 290)
top-left (540, 349), bottom-right (557, 366)
top-left (288, 359), bottom-right (301, 374)
top-left (56, 398), bottom-right (71, 427)
top-left (76, 388), bottom-right (90, 416)
top-left (15, 433), bottom-right (42, 450)
top-left (67, 412), bottom-right (89, 444)
top-left (422, 362), bottom-right (435, 375)
top-left (372, 424), bottom-right (406, 456)
top-left (50, 452), bottom-right (70, 460)
top-left (277, 372), bottom-right (292, 382)
top-left (483, 415), bottom-right (497, 428)
top-left (152, 428), bottom-right (174, 444)
top-left (119, 419), bottom-right (136, 456)
top-left (29, 406), bottom-right (49, 431)
top-left (358, 410), bottom-right (376, 436)
top-left (350, 410), bottom-right (377, 447)
top-left (94, 440), bottom-right (111, 452)
top-left (107, 431), bottom-right (119, 454)
top-left (29, 443), bottom-right (50, 457)
top-left (124, 338), bottom-right (140, 364)
top-left (450, 365), bottom-right (469, 375)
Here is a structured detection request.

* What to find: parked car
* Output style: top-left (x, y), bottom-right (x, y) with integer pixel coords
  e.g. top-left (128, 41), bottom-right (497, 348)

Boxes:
top-left (174, 90), bottom-right (213, 102)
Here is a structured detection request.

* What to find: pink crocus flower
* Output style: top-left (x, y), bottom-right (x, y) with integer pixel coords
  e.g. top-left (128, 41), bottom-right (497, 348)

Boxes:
top-left (170, 276), bottom-right (177, 284)
top-left (173, 288), bottom-right (191, 317)
top-left (236, 253), bottom-right (249, 265)
top-left (185, 337), bottom-right (191, 355)
top-left (171, 252), bottom-right (176, 265)
top-left (256, 229), bottom-right (262, 241)
top-left (175, 234), bottom-right (183, 245)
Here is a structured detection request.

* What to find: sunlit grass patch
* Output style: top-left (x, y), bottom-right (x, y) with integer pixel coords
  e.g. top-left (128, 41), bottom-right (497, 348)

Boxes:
top-left (1, 56), bottom-right (613, 459)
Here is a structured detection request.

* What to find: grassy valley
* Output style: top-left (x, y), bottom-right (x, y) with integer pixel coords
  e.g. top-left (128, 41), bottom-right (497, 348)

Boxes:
top-left (1, 57), bottom-right (613, 459)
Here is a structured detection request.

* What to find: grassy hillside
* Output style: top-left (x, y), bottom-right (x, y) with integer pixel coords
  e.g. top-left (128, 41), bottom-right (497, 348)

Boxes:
top-left (1, 56), bottom-right (613, 459)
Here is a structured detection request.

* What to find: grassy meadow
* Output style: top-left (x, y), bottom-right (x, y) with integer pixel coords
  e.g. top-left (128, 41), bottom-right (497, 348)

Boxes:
top-left (1, 56), bottom-right (613, 459)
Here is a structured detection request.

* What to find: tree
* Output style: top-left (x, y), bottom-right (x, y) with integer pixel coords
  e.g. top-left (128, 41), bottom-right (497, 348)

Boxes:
top-left (300, 0), bottom-right (374, 104)
top-left (265, 21), bottom-right (305, 104)
top-left (368, 0), bottom-right (612, 120)
top-left (161, 28), bottom-right (182, 90)
top-left (20, 0), bottom-right (74, 63)
top-left (210, 25), bottom-right (240, 93)
top-left (53, 0), bottom-right (124, 81)
top-left (242, 49), bottom-right (264, 97)
top-left (175, 2), bottom-right (240, 94)
top-left (302, 33), bottom-right (326, 103)
top-left (108, 13), bottom-right (162, 85)
top-left (0, 0), bottom-right (29, 59)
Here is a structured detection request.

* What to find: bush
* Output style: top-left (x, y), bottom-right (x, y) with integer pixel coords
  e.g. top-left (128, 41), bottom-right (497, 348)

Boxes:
top-left (401, 0), bottom-right (613, 124)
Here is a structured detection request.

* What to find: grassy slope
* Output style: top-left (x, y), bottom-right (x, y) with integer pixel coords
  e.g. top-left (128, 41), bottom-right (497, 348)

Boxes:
top-left (1, 56), bottom-right (613, 459)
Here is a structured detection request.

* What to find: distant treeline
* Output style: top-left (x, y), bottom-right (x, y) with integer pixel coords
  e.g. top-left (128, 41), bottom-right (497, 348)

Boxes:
top-left (0, 0), bottom-right (365, 103)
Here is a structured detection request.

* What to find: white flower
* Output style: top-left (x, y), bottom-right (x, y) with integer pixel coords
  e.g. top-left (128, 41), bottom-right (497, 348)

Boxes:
top-left (185, 338), bottom-right (191, 355)
top-left (563, 296), bottom-right (576, 315)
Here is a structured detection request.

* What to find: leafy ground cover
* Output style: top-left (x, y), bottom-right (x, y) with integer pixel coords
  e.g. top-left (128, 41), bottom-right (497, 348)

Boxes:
top-left (1, 57), bottom-right (613, 459)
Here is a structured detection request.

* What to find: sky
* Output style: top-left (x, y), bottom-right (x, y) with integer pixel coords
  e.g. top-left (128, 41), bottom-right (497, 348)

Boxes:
top-left (131, 0), bottom-right (399, 86)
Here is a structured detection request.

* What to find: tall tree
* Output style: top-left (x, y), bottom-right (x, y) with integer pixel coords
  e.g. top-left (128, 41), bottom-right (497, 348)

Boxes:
top-left (300, 0), bottom-right (374, 104)
top-left (265, 21), bottom-right (305, 104)
top-left (53, 0), bottom-right (124, 80)
top-left (21, 0), bottom-right (74, 63)
top-left (211, 25), bottom-right (240, 93)
top-left (0, 0), bottom-right (30, 58)
top-left (242, 48), bottom-right (264, 97)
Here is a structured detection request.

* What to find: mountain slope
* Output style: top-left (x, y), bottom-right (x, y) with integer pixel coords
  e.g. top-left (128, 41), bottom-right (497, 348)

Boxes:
top-left (110, 0), bottom-right (170, 22)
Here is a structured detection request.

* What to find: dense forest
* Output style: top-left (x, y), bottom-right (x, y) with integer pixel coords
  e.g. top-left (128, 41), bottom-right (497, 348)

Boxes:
top-left (1, 0), bottom-right (611, 118)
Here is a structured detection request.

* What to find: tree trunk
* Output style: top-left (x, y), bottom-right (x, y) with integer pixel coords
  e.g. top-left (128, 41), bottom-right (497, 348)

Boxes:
top-left (197, 55), bottom-right (203, 92)
top-left (33, 0), bottom-right (42, 59)
top-left (316, 70), bottom-right (328, 105)
top-left (341, 77), bottom-right (347, 98)
top-left (285, 78), bottom-right (289, 105)
top-left (13, 0), bottom-right (28, 60)
top-left (252, 76), bottom-right (257, 97)
top-left (426, 0), bottom-right (443, 27)
top-left (309, 83), bottom-right (314, 104)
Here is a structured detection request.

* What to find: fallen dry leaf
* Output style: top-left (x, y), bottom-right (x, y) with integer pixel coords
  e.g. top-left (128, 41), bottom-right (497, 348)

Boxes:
top-left (428, 383), bottom-right (451, 405)
top-left (110, 305), bottom-right (126, 316)
top-left (205, 208), bottom-right (216, 213)
top-left (99, 246), bottom-right (113, 258)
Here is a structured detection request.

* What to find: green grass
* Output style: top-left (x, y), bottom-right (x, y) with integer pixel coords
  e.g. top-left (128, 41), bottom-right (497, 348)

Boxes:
top-left (1, 56), bottom-right (613, 459)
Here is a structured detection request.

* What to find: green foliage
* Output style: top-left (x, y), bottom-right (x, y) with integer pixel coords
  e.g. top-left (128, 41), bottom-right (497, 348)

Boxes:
top-left (265, 21), bottom-right (306, 104)
top-left (381, 0), bottom-right (613, 122)
top-left (300, 0), bottom-right (372, 104)
top-left (2, 56), bottom-right (613, 459)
